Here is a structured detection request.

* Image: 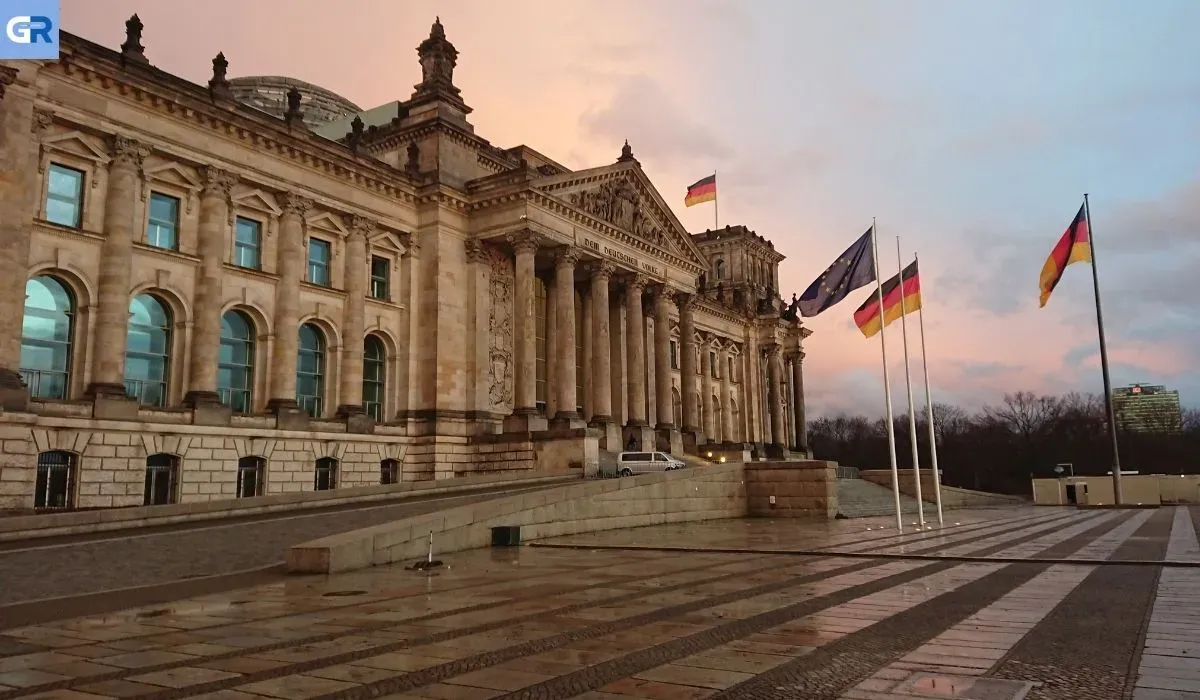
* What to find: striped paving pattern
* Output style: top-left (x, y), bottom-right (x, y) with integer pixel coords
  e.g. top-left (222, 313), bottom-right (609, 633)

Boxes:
top-left (0, 506), bottom-right (1194, 700)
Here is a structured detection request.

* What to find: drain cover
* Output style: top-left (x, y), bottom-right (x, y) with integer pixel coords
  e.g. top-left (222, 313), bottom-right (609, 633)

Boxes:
top-left (897, 673), bottom-right (1034, 700)
top-left (321, 590), bottom-right (368, 597)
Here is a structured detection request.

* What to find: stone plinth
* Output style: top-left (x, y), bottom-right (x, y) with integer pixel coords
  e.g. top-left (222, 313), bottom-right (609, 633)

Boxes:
top-left (745, 460), bottom-right (837, 519)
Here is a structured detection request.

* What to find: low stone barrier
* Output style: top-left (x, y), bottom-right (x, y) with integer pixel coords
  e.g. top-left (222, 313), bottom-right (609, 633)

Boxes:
top-left (859, 469), bottom-right (1026, 507)
top-left (745, 460), bottom-right (837, 518)
top-left (286, 463), bottom-right (748, 574)
top-left (0, 470), bottom-right (577, 542)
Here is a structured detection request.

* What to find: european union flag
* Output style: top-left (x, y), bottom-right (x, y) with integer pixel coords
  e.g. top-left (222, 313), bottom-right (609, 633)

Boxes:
top-left (797, 227), bottom-right (877, 318)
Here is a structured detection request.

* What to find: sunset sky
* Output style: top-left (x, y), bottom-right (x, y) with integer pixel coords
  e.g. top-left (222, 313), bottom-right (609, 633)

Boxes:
top-left (62, 0), bottom-right (1200, 418)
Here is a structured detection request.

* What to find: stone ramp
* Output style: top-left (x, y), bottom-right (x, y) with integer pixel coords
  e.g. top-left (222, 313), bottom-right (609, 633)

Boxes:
top-left (837, 477), bottom-right (925, 518)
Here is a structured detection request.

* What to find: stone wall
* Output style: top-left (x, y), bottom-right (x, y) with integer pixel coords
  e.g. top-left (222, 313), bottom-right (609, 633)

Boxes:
top-left (860, 469), bottom-right (1026, 507)
top-left (286, 462), bottom-right (748, 574)
top-left (745, 460), bottom-right (837, 519)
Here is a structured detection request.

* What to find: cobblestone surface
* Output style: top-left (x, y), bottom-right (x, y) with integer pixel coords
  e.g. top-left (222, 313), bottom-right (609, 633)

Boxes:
top-left (693, 509), bottom-right (1137, 700)
top-left (0, 485), bottom-right (553, 606)
top-left (0, 506), bottom-right (1189, 700)
top-left (990, 507), bottom-right (1173, 700)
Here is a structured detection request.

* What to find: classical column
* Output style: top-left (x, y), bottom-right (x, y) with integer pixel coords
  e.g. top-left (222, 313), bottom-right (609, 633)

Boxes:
top-left (267, 193), bottom-right (312, 412)
top-left (507, 230), bottom-right (539, 416)
top-left (581, 282), bottom-right (593, 422)
top-left (185, 166), bottom-right (236, 407)
top-left (791, 351), bottom-right (809, 453)
top-left (624, 274), bottom-right (648, 426)
top-left (589, 261), bottom-right (614, 425)
top-left (337, 215), bottom-right (372, 417)
top-left (652, 286), bottom-right (675, 429)
top-left (609, 288), bottom-right (626, 426)
top-left (744, 333), bottom-right (762, 448)
top-left (678, 294), bottom-right (699, 432)
top-left (0, 72), bottom-right (43, 410)
top-left (545, 272), bottom-right (557, 418)
top-left (87, 135), bottom-right (148, 397)
top-left (553, 246), bottom-right (581, 421)
top-left (700, 339), bottom-right (714, 438)
top-left (720, 345), bottom-right (734, 443)
top-left (767, 344), bottom-right (786, 447)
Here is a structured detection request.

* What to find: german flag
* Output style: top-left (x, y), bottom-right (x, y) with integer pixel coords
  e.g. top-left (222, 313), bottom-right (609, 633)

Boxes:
top-left (684, 174), bottom-right (716, 207)
top-left (853, 260), bottom-right (920, 338)
top-left (1038, 203), bottom-right (1092, 308)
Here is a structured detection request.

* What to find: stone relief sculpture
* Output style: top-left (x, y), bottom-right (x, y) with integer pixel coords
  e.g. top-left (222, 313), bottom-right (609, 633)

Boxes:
top-left (487, 247), bottom-right (515, 410)
top-left (568, 176), bottom-right (670, 249)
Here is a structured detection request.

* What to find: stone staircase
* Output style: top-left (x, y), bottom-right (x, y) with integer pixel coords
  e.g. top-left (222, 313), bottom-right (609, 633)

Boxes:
top-left (836, 477), bottom-right (926, 518)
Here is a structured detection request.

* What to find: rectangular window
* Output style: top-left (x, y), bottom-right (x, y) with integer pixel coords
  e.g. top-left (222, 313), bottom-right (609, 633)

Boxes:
top-left (307, 238), bottom-right (331, 286)
top-left (146, 192), bottom-right (180, 250)
top-left (46, 164), bottom-right (85, 228)
top-left (370, 255), bottom-right (390, 300)
top-left (669, 341), bottom-right (679, 370)
top-left (234, 217), bottom-right (262, 270)
top-left (710, 351), bottom-right (719, 378)
top-left (728, 357), bottom-right (735, 382)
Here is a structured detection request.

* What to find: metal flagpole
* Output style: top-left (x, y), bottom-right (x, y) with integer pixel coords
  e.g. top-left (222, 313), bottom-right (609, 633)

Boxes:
top-left (1083, 194), bottom-right (1123, 505)
top-left (870, 219), bottom-right (903, 532)
top-left (896, 237), bottom-right (925, 528)
top-left (915, 253), bottom-right (945, 525)
top-left (713, 169), bottom-right (719, 230)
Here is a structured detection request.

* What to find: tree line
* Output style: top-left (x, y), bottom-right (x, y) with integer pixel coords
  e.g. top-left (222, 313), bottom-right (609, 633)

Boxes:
top-left (808, 391), bottom-right (1200, 495)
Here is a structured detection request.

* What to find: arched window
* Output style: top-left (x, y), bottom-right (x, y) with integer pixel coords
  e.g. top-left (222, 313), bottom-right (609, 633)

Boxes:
top-left (125, 294), bottom-right (172, 407)
top-left (381, 458), bottom-right (400, 485)
top-left (731, 399), bottom-right (741, 442)
top-left (35, 450), bottom-right (75, 509)
top-left (20, 276), bottom-right (75, 400)
top-left (715, 258), bottom-right (726, 279)
top-left (671, 387), bottom-right (682, 428)
top-left (236, 456), bottom-right (265, 498)
top-left (712, 395), bottom-right (723, 442)
top-left (363, 335), bottom-right (386, 421)
top-left (314, 457), bottom-right (337, 491)
top-left (296, 323), bottom-right (325, 417)
top-left (219, 310), bottom-right (255, 413)
top-left (144, 453), bottom-right (178, 506)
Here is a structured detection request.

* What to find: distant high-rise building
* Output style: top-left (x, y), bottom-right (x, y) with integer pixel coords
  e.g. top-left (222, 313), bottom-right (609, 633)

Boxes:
top-left (1112, 384), bottom-right (1182, 433)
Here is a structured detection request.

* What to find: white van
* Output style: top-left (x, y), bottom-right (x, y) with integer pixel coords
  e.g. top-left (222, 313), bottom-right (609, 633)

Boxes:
top-left (616, 451), bottom-right (686, 476)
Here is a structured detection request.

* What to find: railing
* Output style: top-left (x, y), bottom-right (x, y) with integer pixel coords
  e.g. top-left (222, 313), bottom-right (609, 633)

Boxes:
top-left (123, 378), bottom-right (166, 407)
top-left (297, 394), bottom-right (323, 418)
top-left (217, 387), bottom-right (252, 414)
top-left (835, 466), bottom-right (861, 479)
top-left (19, 368), bottom-right (68, 400)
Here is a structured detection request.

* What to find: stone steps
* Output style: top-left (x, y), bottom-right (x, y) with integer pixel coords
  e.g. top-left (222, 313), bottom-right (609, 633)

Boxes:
top-left (836, 477), bottom-right (925, 518)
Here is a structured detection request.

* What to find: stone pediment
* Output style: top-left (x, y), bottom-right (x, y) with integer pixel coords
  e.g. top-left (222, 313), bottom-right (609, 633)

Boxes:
top-left (536, 163), bottom-right (707, 269)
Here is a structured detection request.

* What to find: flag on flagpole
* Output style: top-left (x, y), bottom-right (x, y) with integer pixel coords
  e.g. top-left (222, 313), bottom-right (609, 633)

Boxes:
top-left (684, 174), bottom-right (717, 207)
top-left (796, 228), bottom-right (876, 317)
top-left (1038, 203), bottom-right (1092, 307)
top-left (853, 260), bottom-right (921, 338)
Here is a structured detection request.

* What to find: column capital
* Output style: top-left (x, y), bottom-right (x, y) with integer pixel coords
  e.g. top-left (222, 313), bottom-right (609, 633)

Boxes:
top-left (280, 193), bottom-right (314, 219)
top-left (464, 237), bottom-right (489, 264)
top-left (506, 229), bottom-right (541, 255)
top-left (345, 214), bottom-right (377, 240)
top-left (199, 166), bottom-right (236, 199)
top-left (0, 66), bottom-right (16, 100)
top-left (553, 245), bottom-right (582, 268)
top-left (762, 342), bottom-right (782, 357)
top-left (650, 284), bottom-right (676, 305)
top-left (625, 272), bottom-right (649, 293)
top-left (675, 291), bottom-right (696, 312)
top-left (587, 259), bottom-right (616, 280)
top-left (109, 135), bottom-right (150, 169)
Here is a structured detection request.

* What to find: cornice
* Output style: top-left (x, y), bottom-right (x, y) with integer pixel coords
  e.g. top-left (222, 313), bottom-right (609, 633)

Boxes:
top-left (53, 35), bottom-right (420, 205)
top-left (693, 297), bottom-right (749, 326)
top-left (363, 119), bottom-right (515, 173)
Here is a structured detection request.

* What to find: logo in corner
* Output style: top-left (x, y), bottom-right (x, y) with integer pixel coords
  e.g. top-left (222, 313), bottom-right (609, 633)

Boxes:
top-left (0, 0), bottom-right (59, 59)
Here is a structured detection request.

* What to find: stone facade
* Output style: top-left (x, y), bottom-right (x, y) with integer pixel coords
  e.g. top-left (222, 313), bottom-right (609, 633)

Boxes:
top-left (0, 17), bottom-right (809, 512)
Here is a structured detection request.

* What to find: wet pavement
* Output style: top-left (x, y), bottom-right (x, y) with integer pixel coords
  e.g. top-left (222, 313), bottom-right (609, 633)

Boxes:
top-left (0, 506), bottom-right (1196, 700)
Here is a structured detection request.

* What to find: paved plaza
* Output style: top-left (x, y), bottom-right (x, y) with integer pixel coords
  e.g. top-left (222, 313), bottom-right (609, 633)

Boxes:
top-left (1, 506), bottom-right (1198, 700)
